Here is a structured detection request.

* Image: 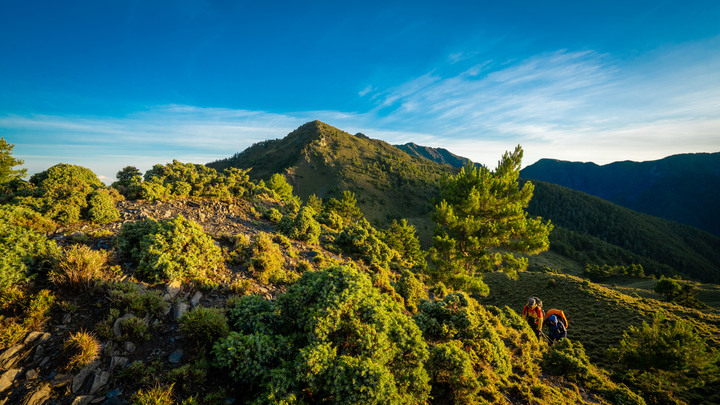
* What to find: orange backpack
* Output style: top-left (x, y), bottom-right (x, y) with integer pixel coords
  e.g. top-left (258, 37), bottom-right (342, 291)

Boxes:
top-left (545, 309), bottom-right (568, 328)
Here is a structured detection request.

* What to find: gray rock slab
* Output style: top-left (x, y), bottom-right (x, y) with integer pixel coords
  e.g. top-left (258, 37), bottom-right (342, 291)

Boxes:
top-left (109, 356), bottom-right (128, 371)
top-left (165, 280), bottom-right (182, 299)
top-left (23, 383), bottom-right (51, 405)
top-left (0, 344), bottom-right (24, 369)
top-left (190, 291), bottom-right (203, 307)
top-left (89, 370), bottom-right (110, 395)
top-left (174, 301), bottom-right (189, 320)
top-left (0, 368), bottom-right (21, 393)
top-left (72, 361), bottom-right (99, 394)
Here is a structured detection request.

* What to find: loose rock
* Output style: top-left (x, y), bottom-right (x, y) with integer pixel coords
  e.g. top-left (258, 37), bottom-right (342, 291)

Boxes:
top-left (168, 349), bottom-right (183, 364)
top-left (0, 369), bottom-right (21, 394)
top-left (174, 302), bottom-right (189, 320)
top-left (23, 383), bottom-right (52, 405)
top-left (190, 291), bottom-right (203, 307)
top-left (72, 361), bottom-right (99, 394)
top-left (89, 371), bottom-right (110, 395)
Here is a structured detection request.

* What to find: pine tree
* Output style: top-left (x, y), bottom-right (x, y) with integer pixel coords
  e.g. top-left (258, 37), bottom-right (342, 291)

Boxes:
top-left (0, 137), bottom-right (27, 184)
top-left (429, 146), bottom-right (552, 295)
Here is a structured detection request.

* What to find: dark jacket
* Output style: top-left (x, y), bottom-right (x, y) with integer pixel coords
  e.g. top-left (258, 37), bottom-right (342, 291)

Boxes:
top-left (544, 315), bottom-right (567, 342)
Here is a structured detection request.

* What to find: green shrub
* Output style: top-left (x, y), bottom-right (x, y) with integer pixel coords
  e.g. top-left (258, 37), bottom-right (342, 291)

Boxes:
top-left (140, 178), bottom-right (171, 202)
top-left (141, 160), bottom-right (253, 201)
top-left (179, 306), bottom-right (229, 351)
top-left (608, 311), bottom-right (718, 404)
top-left (9, 163), bottom-right (118, 225)
top-left (0, 204), bottom-right (56, 233)
top-left (226, 294), bottom-right (278, 335)
top-left (427, 340), bottom-right (481, 404)
top-left (213, 266), bottom-right (431, 404)
top-left (411, 292), bottom-right (526, 403)
top-left (0, 208), bottom-right (59, 293)
top-left (213, 331), bottom-right (289, 385)
top-left (279, 206), bottom-right (321, 244)
top-left (333, 218), bottom-right (398, 269)
top-left (544, 339), bottom-right (646, 405)
top-left (264, 207), bottom-right (283, 223)
top-left (120, 315), bottom-right (151, 341)
top-left (108, 283), bottom-right (169, 317)
top-left (166, 358), bottom-right (209, 397)
top-left (393, 269), bottom-right (428, 314)
top-left (87, 189), bottom-right (120, 223)
top-left (317, 210), bottom-right (344, 231)
top-left (112, 166), bottom-right (143, 199)
top-left (115, 215), bottom-right (223, 284)
top-left (541, 339), bottom-right (592, 380)
top-left (247, 233), bottom-right (289, 284)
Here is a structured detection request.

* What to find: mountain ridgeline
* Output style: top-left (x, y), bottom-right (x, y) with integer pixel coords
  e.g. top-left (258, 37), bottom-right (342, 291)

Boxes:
top-left (208, 120), bottom-right (457, 235)
top-left (520, 153), bottom-right (720, 237)
top-left (209, 121), bottom-right (720, 283)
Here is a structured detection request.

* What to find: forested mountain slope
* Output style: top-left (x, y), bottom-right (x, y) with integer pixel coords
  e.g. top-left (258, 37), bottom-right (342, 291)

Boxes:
top-left (520, 153), bottom-right (720, 237)
top-left (527, 180), bottom-right (720, 283)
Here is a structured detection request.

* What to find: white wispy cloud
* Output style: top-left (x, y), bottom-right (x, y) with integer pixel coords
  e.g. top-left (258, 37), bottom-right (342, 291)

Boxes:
top-left (3, 39), bottom-right (719, 183)
top-left (359, 39), bottom-right (720, 165)
top-left (1, 108), bottom-right (306, 182)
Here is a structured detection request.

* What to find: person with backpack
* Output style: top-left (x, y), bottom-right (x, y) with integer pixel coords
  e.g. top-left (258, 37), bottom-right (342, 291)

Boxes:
top-left (545, 308), bottom-right (568, 329)
top-left (522, 297), bottom-right (543, 339)
top-left (543, 314), bottom-right (567, 344)
top-left (535, 300), bottom-right (568, 329)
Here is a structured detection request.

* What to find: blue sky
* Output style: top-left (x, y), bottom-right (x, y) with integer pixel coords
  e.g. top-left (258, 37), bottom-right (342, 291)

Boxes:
top-left (2, 0), bottom-right (719, 183)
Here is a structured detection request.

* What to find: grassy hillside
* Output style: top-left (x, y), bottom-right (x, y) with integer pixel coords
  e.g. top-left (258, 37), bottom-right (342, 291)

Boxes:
top-left (480, 271), bottom-right (720, 364)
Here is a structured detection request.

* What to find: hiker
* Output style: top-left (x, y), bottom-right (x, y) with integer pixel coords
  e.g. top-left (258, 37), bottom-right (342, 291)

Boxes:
top-left (522, 297), bottom-right (543, 339)
top-left (535, 300), bottom-right (568, 329)
top-left (543, 314), bottom-right (567, 344)
top-left (545, 308), bottom-right (568, 329)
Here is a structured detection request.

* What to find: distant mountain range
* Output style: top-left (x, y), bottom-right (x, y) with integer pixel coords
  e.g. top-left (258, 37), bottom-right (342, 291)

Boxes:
top-left (520, 153), bottom-right (720, 237)
top-left (394, 142), bottom-right (474, 168)
top-left (207, 121), bottom-right (720, 283)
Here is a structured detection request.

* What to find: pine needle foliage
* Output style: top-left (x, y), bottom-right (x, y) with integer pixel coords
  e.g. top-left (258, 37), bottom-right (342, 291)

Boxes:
top-left (0, 137), bottom-right (27, 185)
top-left (430, 146), bottom-right (552, 294)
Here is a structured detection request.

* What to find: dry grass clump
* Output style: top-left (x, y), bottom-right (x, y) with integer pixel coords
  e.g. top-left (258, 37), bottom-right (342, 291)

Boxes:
top-left (64, 330), bottom-right (101, 370)
top-left (51, 244), bottom-right (110, 291)
top-left (130, 384), bottom-right (174, 405)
